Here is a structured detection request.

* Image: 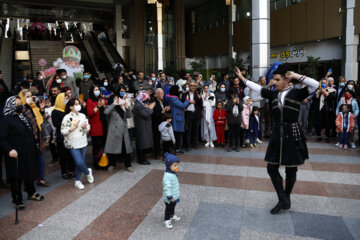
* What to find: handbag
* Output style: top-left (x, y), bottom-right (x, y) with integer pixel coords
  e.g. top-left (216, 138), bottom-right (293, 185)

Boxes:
top-left (98, 153), bottom-right (109, 167)
top-left (41, 120), bottom-right (53, 139)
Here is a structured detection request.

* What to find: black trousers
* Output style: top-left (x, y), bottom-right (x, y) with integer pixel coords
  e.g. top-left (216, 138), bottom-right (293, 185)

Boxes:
top-left (152, 125), bottom-right (161, 158)
top-left (174, 132), bottom-right (183, 150)
top-left (9, 179), bottom-right (35, 203)
top-left (267, 163), bottom-right (298, 196)
top-left (185, 111), bottom-right (200, 148)
top-left (228, 124), bottom-right (241, 148)
top-left (0, 147), bottom-right (3, 183)
top-left (162, 141), bottom-right (173, 157)
top-left (137, 148), bottom-right (147, 163)
top-left (92, 136), bottom-right (106, 168)
top-left (108, 141), bottom-right (132, 168)
top-left (57, 139), bottom-right (75, 175)
top-left (164, 202), bottom-right (177, 221)
top-left (49, 138), bottom-right (57, 161)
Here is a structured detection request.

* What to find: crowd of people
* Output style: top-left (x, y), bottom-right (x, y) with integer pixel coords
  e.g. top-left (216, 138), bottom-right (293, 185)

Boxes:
top-left (0, 65), bottom-right (359, 212)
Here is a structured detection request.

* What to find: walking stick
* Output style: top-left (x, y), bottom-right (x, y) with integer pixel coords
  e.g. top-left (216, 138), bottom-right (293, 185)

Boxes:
top-left (15, 156), bottom-right (19, 225)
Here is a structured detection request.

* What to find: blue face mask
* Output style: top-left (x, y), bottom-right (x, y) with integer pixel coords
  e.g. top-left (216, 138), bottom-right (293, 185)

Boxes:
top-left (104, 82), bottom-right (108, 87)
top-left (151, 77), bottom-right (156, 81)
top-left (339, 82), bottom-right (345, 87)
top-left (84, 75), bottom-right (89, 79)
top-left (321, 83), bottom-right (327, 89)
top-left (94, 90), bottom-right (100, 97)
top-left (120, 92), bottom-right (126, 98)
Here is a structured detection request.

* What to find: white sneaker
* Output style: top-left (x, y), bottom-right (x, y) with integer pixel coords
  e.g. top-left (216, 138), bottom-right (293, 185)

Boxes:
top-left (75, 181), bottom-right (84, 190)
top-left (256, 138), bottom-right (262, 144)
top-left (164, 220), bottom-right (173, 229)
top-left (351, 142), bottom-right (356, 149)
top-left (170, 215), bottom-right (181, 221)
top-left (210, 142), bottom-right (214, 148)
top-left (87, 168), bottom-right (94, 183)
top-left (335, 142), bottom-right (339, 147)
top-left (205, 142), bottom-right (210, 147)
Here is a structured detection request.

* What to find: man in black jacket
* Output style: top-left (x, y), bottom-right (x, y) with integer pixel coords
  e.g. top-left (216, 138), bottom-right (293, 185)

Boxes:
top-left (235, 65), bottom-right (319, 214)
top-left (151, 88), bottom-right (170, 159)
top-left (183, 80), bottom-right (203, 151)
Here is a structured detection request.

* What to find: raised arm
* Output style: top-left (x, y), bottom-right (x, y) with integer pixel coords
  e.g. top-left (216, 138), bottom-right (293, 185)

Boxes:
top-left (234, 67), bottom-right (262, 94)
top-left (285, 72), bottom-right (318, 94)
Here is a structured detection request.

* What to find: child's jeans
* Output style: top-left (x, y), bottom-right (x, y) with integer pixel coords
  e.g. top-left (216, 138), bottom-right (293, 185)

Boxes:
top-left (339, 132), bottom-right (350, 145)
top-left (164, 202), bottom-right (177, 221)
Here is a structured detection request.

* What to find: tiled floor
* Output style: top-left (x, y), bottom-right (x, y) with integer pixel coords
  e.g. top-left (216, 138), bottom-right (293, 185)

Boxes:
top-left (0, 141), bottom-right (359, 240)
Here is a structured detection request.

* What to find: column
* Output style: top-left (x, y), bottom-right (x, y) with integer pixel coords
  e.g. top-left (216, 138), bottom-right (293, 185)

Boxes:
top-left (156, 2), bottom-right (165, 70)
top-left (135, 0), bottom-right (145, 71)
top-left (344, 0), bottom-right (359, 81)
top-left (227, 0), bottom-right (236, 71)
top-left (175, 0), bottom-right (186, 70)
top-left (115, 3), bottom-right (125, 55)
top-left (251, 0), bottom-right (270, 79)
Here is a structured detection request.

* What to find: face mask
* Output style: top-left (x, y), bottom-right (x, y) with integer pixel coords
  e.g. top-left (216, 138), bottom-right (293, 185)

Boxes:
top-left (344, 94), bottom-right (352, 100)
top-left (185, 87), bottom-right (189, 92)
top-left (347, 85), bottom-right (354, 90)
top-left (56, 79), bottom-right (62, 84)
top-left (39, 76), bottom-right (43, 80)
top-left (14, 105), bottom-right (23, 114)
top-left (26, 97), bottom-right (32, 105)
top-left (151, 77), bottom-right (156, 81)
top-left (94, 90), bottom-right (101, 97)
top-left (120, 92), bottom-right (126, 98)
top-left (84, 75), bottom-right (89, 79)
top-left (74, 105), bottom-right (81, 112)
top-left (61, 75), bottom-right (67, 80)
top-left (207, 89), bottom-right (211, 94)
top-left (321, 83), bottom-right (327, 89)
top-left (220, 88), bottom-right (226, 92)
top-left (339, 82), bottom-right (345, 87)
top-left (104, 82), bottom-right (108, 87)
top-left (169, 81), bottom-right (174, 86)
top-left (64, 99), bottom-right (69, 105)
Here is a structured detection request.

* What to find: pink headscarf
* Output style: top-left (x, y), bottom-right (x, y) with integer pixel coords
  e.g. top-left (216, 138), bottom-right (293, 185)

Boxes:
top-left (136, 91), bottom-right (150, 105)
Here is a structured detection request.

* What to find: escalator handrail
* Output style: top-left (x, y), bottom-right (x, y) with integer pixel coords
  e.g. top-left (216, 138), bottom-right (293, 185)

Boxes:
top-left (103, 33), bottom-right (129, 71)
top-left (28, 33), bottom-right (33, 76)
top-left (11, 29), bottom-right (17, 90)
top-left (72, 31), bottom-right (98, 77)
top-left (89, 32), bottom-right (115, 79)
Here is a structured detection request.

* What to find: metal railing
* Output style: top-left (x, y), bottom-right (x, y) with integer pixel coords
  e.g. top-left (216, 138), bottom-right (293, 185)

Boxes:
top-left (102, 33), bottom-right (129, 71)
top-left (11, 29), bottom-right (17, 89)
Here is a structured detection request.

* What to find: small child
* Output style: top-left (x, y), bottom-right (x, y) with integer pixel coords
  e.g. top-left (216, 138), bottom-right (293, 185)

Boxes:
top-left (159, 113), bottom-right (176, 162)
top-left (242, 96), bottom-right (252, 147)
top-left (162, 153), bottom-right (181, 229)
top-left (336, 104), bottom-right (355, 149)
top-left (248, 106), bottom-right (262, 148)
top-left (213, 101), bottom-right (227, 147)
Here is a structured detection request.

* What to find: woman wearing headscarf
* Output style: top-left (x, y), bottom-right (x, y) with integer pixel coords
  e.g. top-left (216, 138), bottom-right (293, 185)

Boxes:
top-left (19, 90), bottom-right (50, 187)
top-left (52, 93), bottom-right (75, 179)
top-left (103, 93), bottom-right (133, 172)
top-left (201, 84), bottom-right (217, 147)
top-left (0, 96), bottom-right (44, 210)
top-left (133, 91), bottom-right (156, 165)
top-left (86, 85), bottom-right (107, 170)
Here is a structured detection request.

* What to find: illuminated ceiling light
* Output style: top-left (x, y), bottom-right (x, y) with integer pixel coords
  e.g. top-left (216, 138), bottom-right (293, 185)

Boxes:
top-left (226, 0), bottom-right (231, 6)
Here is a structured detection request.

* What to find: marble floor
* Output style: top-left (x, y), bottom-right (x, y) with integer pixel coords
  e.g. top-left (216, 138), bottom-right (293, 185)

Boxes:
top-left (0, 140), bottom-right (359, 240)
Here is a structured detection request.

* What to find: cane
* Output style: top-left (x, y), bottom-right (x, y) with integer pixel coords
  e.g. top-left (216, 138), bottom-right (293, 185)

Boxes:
top-left (15, 156), bottom-right (19, 225)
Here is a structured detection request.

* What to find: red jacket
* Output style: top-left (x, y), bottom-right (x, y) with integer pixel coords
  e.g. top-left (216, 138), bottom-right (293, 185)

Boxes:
top-left (336, 112), bottom-right (355, 133)
top-left (213, 108), bottom-right (227, 126)
top-left (86, 98), bottom-right (106, 136)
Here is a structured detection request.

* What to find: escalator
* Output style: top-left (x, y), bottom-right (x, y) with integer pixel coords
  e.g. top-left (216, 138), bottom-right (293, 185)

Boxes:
top-left (0, 34), bottom-right (13, 89)
top-left (98, 34), bottom-right (129, 72)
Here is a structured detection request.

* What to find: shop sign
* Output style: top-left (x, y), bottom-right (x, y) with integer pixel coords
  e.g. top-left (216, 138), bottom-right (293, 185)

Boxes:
top-left (271, 47), bottom-right (305, 59)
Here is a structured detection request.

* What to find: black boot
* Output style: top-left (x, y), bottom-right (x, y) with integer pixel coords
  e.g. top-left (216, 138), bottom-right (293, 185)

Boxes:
top-left (267, 165), bottom-right (290, 214)
top-left (285, 167), bottom-right (298, 207)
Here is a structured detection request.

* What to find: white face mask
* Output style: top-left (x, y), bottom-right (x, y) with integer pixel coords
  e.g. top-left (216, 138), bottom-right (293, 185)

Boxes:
top-left (185, 87), bottom-right (189, 92)
top-left (94, 90), bottom-right (101, 97)
top-left (56, 79), bottom-right (62, 84)
top-left (169, 81), bottom-right (174, 86)
top-left (348, 85), bottom-right (353, 90)
top-left (39, 76), bottom-right (43, 80)
top-left (220, 88), bottom-right (226, 92)
top-left (26, 97), bottom-right (32, 105)
top-left (104, 82), bottom-right (108, 87)
top-left (74, 105), bottom-right (81, 112)
top-left (61, 75), bottom-right (67, 80)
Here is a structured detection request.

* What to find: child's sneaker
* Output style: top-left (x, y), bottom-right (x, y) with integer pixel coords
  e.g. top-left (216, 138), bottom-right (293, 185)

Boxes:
top-left (339, 144), bottom-right (343, 149)
top-left (250, 144), bottom-right (254, 148)
top-left (253, 143), bottom-right (258, 148)
top-left (170, 215), bottom-right (181, 221)
top-left (344, 145), bottom-right (348, 150)
top-left (256, 138), bottom-right (263, 144)
top-left (164, 220), bottom-right (173, 229)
